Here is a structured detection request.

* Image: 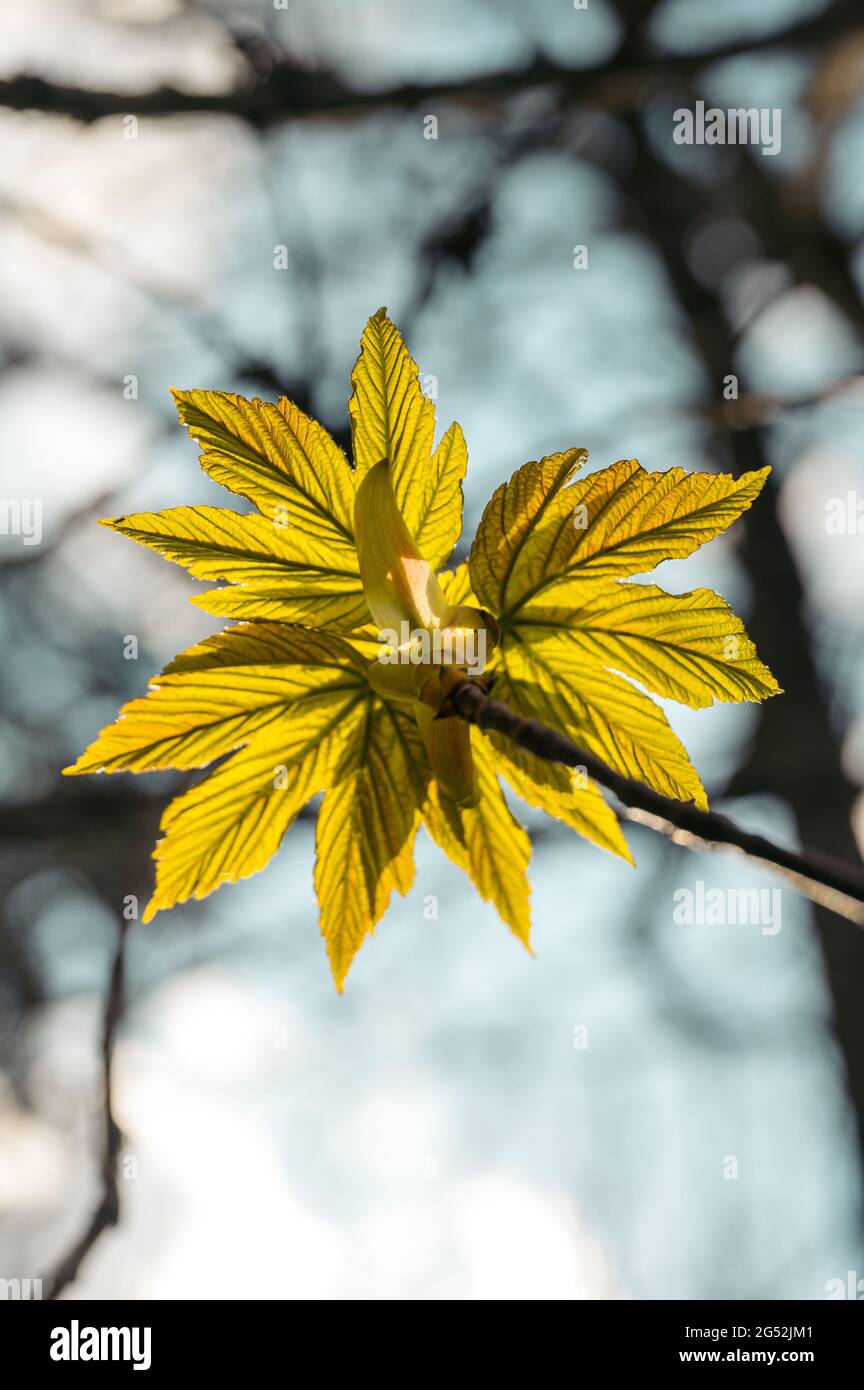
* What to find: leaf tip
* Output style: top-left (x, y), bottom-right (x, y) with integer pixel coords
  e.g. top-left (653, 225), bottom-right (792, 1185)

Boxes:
top-left (617, 840), bottom-right (637, 868)
top-left (327, 954), bottom-right (351, 994)
top-left (744, 464), bottom-right (772, 495)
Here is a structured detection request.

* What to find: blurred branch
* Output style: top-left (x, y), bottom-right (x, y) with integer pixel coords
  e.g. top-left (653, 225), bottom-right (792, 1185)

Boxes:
top-left (0, 785), bottom-right (314, 844)
top-left (0, 488), bottom-right (116, 571)
top-left (0, 192), bottom-right (300, 405)
top-left (0, 3), bottom-right (859, 126)
top-left (446, 675), bottom-right (864, 927)
top-left (42, 917), bottom-right (128, 1301)
top-left (571, 0), bottom-right (864, 1176)
top-left (673, 376), bottom-right (864, 432)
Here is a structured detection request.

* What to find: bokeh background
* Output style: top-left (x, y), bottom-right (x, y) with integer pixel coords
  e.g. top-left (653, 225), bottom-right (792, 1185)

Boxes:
top-left (2, 0), bottom-right (864, 1300)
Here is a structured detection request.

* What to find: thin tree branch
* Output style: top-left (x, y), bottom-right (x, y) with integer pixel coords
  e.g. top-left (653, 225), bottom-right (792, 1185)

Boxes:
top-left (445, 676), bottom-right (864, 926)
top-left (0, 3), bottom-right (858, 126)
top-left (600, 21), bottom-right (864, 1179)
top-left (666, 376), bottom-right (864, 432)
top-left (42, 918), bottom-right (128, 1301)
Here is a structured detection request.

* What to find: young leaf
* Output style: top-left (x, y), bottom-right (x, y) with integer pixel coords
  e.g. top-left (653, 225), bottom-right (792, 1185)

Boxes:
top-left (422, 732), bottom-right (532, 949)
top-left (501, 630), bottom-right (709, 808)
top-left (349, 306), bottom-right (465, 568)
top-left (103, 505), bottom-right (368, 630)
top-left (315, 702), bottom-right (428, 990)
top-left (67, 624), bottom-right (370, 931)
top-left (519, 583), bottom-right (780, 708)
top-left (66, 624), bottom-right (366, 775)
top-left (486, 673), bottom-right (633, 862)
top-left (469, 449), bottom-right (586, 618)
top-left (171, 389), bottom-right (356, 540)
top-left (68, 309), bottom-right (781, 989)
top-left (144, 686), bottom-right (367, 921)
top-left (471, 454), bottom-right (771, 617)
top-left (469, 451), bottom-right (779, 812)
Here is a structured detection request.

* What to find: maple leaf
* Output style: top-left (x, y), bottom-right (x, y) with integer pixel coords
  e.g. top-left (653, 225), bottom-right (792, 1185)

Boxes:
top-left (65, 308), bottom-right (780, 989)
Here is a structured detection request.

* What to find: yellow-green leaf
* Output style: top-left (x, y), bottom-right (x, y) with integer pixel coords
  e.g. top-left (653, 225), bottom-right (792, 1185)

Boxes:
top-left (65, 624), bottom-right (366, 775)
top-left (520, 582), bottom-right (781, 708)
top-left (469, 450), bottom-right (586, 616)
top-left (420, 420), bottom-right (467, 569)
top-left (103, 505), bottom-right (369, 630)
top-left (487, 673), bottom-right (633, 862)
top-left (349, 307), bottom-right (435, 484)
top-left (349, 307), bottom-right (465, 565)
top-left (314, 702), bottom-right (428, 990)
top-left (422, 731), bottom-right (532, 948)
top-left (437, 561), bottom-right (477, 608)
top-left (172, 388), bottom-right (357, 544)
top-left (354, 457), bottom-right (450, 631)
top-left (471, 455), bottom-right (770, 620)
top-left (560, 460), bottom-right (771, 581)
top-left (502, 630), bottom-right (707, 808)
top-left (143, 686), bottom-right (366, 920)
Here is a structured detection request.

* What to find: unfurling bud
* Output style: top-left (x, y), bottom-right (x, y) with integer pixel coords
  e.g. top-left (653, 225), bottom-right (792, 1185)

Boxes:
top-left (354, 458), bottom-right (493, 808)
top-left (415, 704), bottom-right (479, 808)
top-left (354, 459), bottom-right (450, 631)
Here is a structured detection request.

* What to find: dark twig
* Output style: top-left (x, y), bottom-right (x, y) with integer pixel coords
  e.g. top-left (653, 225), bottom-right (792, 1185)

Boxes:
top-left (446, 677), bottom-right (864, 926)
top-left (42, 918), bottom-right (128, 1300)
top-left (0, 3), bottom-right (858, 127)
